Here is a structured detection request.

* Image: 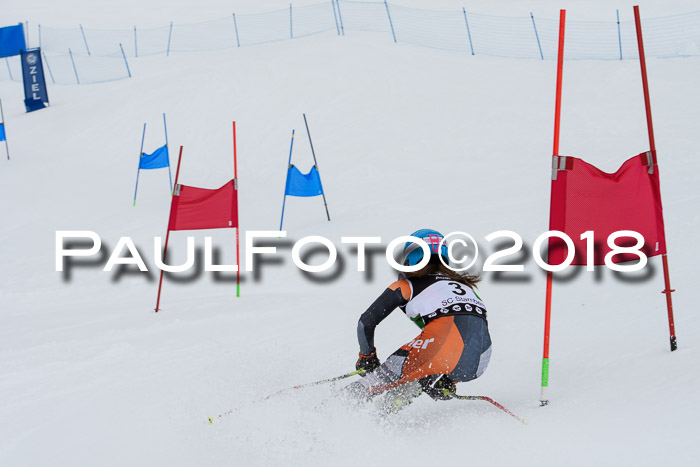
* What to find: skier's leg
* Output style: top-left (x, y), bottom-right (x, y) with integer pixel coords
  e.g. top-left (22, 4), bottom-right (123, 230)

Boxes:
top-left (346, 317), bottom-right (461, 400)
top-left (344, 347), bottom-right (413, 401)
top-left (346, 315), bottom-right (492, 406)
top-left (446, 314), bottom-right (492, 383)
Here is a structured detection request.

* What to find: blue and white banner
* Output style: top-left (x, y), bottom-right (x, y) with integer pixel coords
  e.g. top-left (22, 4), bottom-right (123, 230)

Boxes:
top-left (20, 48), bottom-right (49, 112)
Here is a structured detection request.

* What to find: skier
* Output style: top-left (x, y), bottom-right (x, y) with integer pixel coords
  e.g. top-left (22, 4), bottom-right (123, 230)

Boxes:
top-left (346, 229), bottom-right (492, 411)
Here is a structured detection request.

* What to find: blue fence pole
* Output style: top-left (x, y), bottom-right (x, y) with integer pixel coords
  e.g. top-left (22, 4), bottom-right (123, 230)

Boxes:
top-left (336, 0), bottom-right (345, 36)
top-left (530, 12), bottom-right (544, 60)
top-left (166, 21), bottom-right (173, 56)
top-left (617, 9), bottom-right (623, 60)
top-left (68, 48), bottom-right (80, 84)
top-left (233, 14), bottom-right (241, 47)
top-left (280, 129), bottom-right (295, 230)
top-left (133, 123), bottom-right (146, 206)
top-left (331, 0), bottom-right (340, 36)
top-left (463, 8), bottom-right (475, 55)
top-left (163, 113), bottom-right (172, 194)
top-left (79, 24), bottom-right (91, 55)
top-left (38, 24), bottom-right (41, 49)
top-left (384, 0), bottom-right (397, 43)
top-left (25, 21), bottom-right (29, 47)
top-left (120, 43), bottom-right (132, 77)
top-left (5, 58), bottom-right (12, 81)
top-left (42, 51), bottom-right (55, 84)
top-left (290, 3), bottom-right (293, 39)
top-left (134, 26), bottom-right (138, 57)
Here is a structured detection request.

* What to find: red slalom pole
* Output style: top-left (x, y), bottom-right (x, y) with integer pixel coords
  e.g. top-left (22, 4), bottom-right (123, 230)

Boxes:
top-left (233, 121), bottom-right (241, 298)
top-left (540, 9), bottom-right (566, 406)
top-left (634, 6), bottom-right (656, 152)
top-left (633, 5), bottom-right (677, 351)
top-left (155, 146), bottom-right (184, 312)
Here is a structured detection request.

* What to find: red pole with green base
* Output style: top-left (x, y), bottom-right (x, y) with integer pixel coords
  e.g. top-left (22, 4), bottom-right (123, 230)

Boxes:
top-left (541, 9), bottom-right (566, 406)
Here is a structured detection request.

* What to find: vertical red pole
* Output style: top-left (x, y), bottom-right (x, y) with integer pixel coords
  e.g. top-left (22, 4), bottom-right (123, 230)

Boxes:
top-left (541, 9), bottom-right (566, 406)
top-left (633, 5), bottom-right (677, 351)
top-left (155, 146), bottom-right (184, 312)
top-left (233, 121), bottom-right (241, 297)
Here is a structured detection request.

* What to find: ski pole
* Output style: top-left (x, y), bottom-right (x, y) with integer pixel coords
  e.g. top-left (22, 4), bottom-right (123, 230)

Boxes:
top-left (454, 395), bottom-right (527, 424)
top-left (208, 369), bottom-right (364, 424)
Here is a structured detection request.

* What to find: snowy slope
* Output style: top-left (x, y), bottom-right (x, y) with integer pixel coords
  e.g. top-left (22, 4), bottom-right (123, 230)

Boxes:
top-left (1, 1), bottom-right (699, 466)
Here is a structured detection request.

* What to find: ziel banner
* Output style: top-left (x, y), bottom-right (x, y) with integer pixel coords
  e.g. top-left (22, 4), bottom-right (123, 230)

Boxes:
top-left (20, 48), bottom-right (49, 112)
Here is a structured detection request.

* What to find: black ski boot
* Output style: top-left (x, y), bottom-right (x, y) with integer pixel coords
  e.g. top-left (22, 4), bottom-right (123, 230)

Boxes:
top-left (420, 374), bottom-right (457, 401)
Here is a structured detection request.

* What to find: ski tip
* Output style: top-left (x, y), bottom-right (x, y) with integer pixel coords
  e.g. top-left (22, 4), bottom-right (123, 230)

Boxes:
top-left (208, 417), bottom-right (213, 425)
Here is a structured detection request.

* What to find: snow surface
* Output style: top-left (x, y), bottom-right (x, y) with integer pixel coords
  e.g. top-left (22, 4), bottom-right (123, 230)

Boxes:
top-left (1, 1), bottom-right (699, 466)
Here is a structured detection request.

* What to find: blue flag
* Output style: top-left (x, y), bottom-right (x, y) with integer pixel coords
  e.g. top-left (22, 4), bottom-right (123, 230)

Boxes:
top-left (0, 24), bottom-right (26, 58)
top-left (285, 165), bottom-right (324, 197)
top-left (0, 123), bottom-right (5, 142)
top-left (139, 145), bottom-right (170, 169)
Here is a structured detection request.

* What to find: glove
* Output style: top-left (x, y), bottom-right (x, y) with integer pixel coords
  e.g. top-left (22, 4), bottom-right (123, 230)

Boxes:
top-left (355, 349), bottom-right (380, 376)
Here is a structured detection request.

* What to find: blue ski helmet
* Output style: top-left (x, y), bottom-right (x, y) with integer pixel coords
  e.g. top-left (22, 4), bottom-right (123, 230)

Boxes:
top-left (403, 229), bottom-right (449, 266)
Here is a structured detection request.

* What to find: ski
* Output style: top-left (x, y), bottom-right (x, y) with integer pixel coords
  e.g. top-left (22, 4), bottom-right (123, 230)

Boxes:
top-left (208, 369), bottom-right (364, 424)
top-left (208, 371), bottom-right (525, 426)
top-left (454, 394), bottom-right (526, 424)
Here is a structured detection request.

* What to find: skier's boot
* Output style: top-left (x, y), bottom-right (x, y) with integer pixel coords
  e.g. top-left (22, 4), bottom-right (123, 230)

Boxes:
top-left (420, 374), bottom-right (457, 401)
top-left (377, 381), bottom-right (422, 414)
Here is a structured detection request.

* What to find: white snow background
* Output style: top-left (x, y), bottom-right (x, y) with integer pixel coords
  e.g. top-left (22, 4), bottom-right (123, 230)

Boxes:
top-left (1, 1), bottom-right (699, 466)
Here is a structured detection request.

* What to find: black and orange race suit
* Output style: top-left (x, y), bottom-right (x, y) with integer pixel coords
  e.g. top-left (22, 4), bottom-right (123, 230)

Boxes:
top-left (355, 273), bottom-right (492, 396)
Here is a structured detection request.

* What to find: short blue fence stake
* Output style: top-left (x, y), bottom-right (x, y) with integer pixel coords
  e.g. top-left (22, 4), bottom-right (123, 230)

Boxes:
top-left (166, 21), bottom-right (173, 56)
top-left (38, 24), bottom-right (42, 49)
top-left (233, 14), bottom-right (241, 47)
top-left (68, 48), bottom-right (80, 84)
top-left (463, 7), bottom-right (474, 55)
top-left (617, 9), bottom-right (623, 60)
top-left (331, 0), bottom-right (340, 36)
top-left (530, 12), bottom-right (544, 60)
top-left (384, 0), bottom-right (397, 43)
top-left (120, 43), bottom-right (131, 77)
top-left (290, 4), bottom-right (293, 39)
top-left (336, 0), bottom-right (345, 36)
top-left (134, 26), bottom-right (138, 57)
top-left (5, 58), bottom-right (12, 81)
top-left (79, 24), bottom-right (91, 55)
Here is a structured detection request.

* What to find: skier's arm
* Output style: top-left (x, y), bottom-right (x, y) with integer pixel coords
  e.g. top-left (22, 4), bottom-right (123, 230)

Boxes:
top-left (357, 280), bottom-right (411, 356)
